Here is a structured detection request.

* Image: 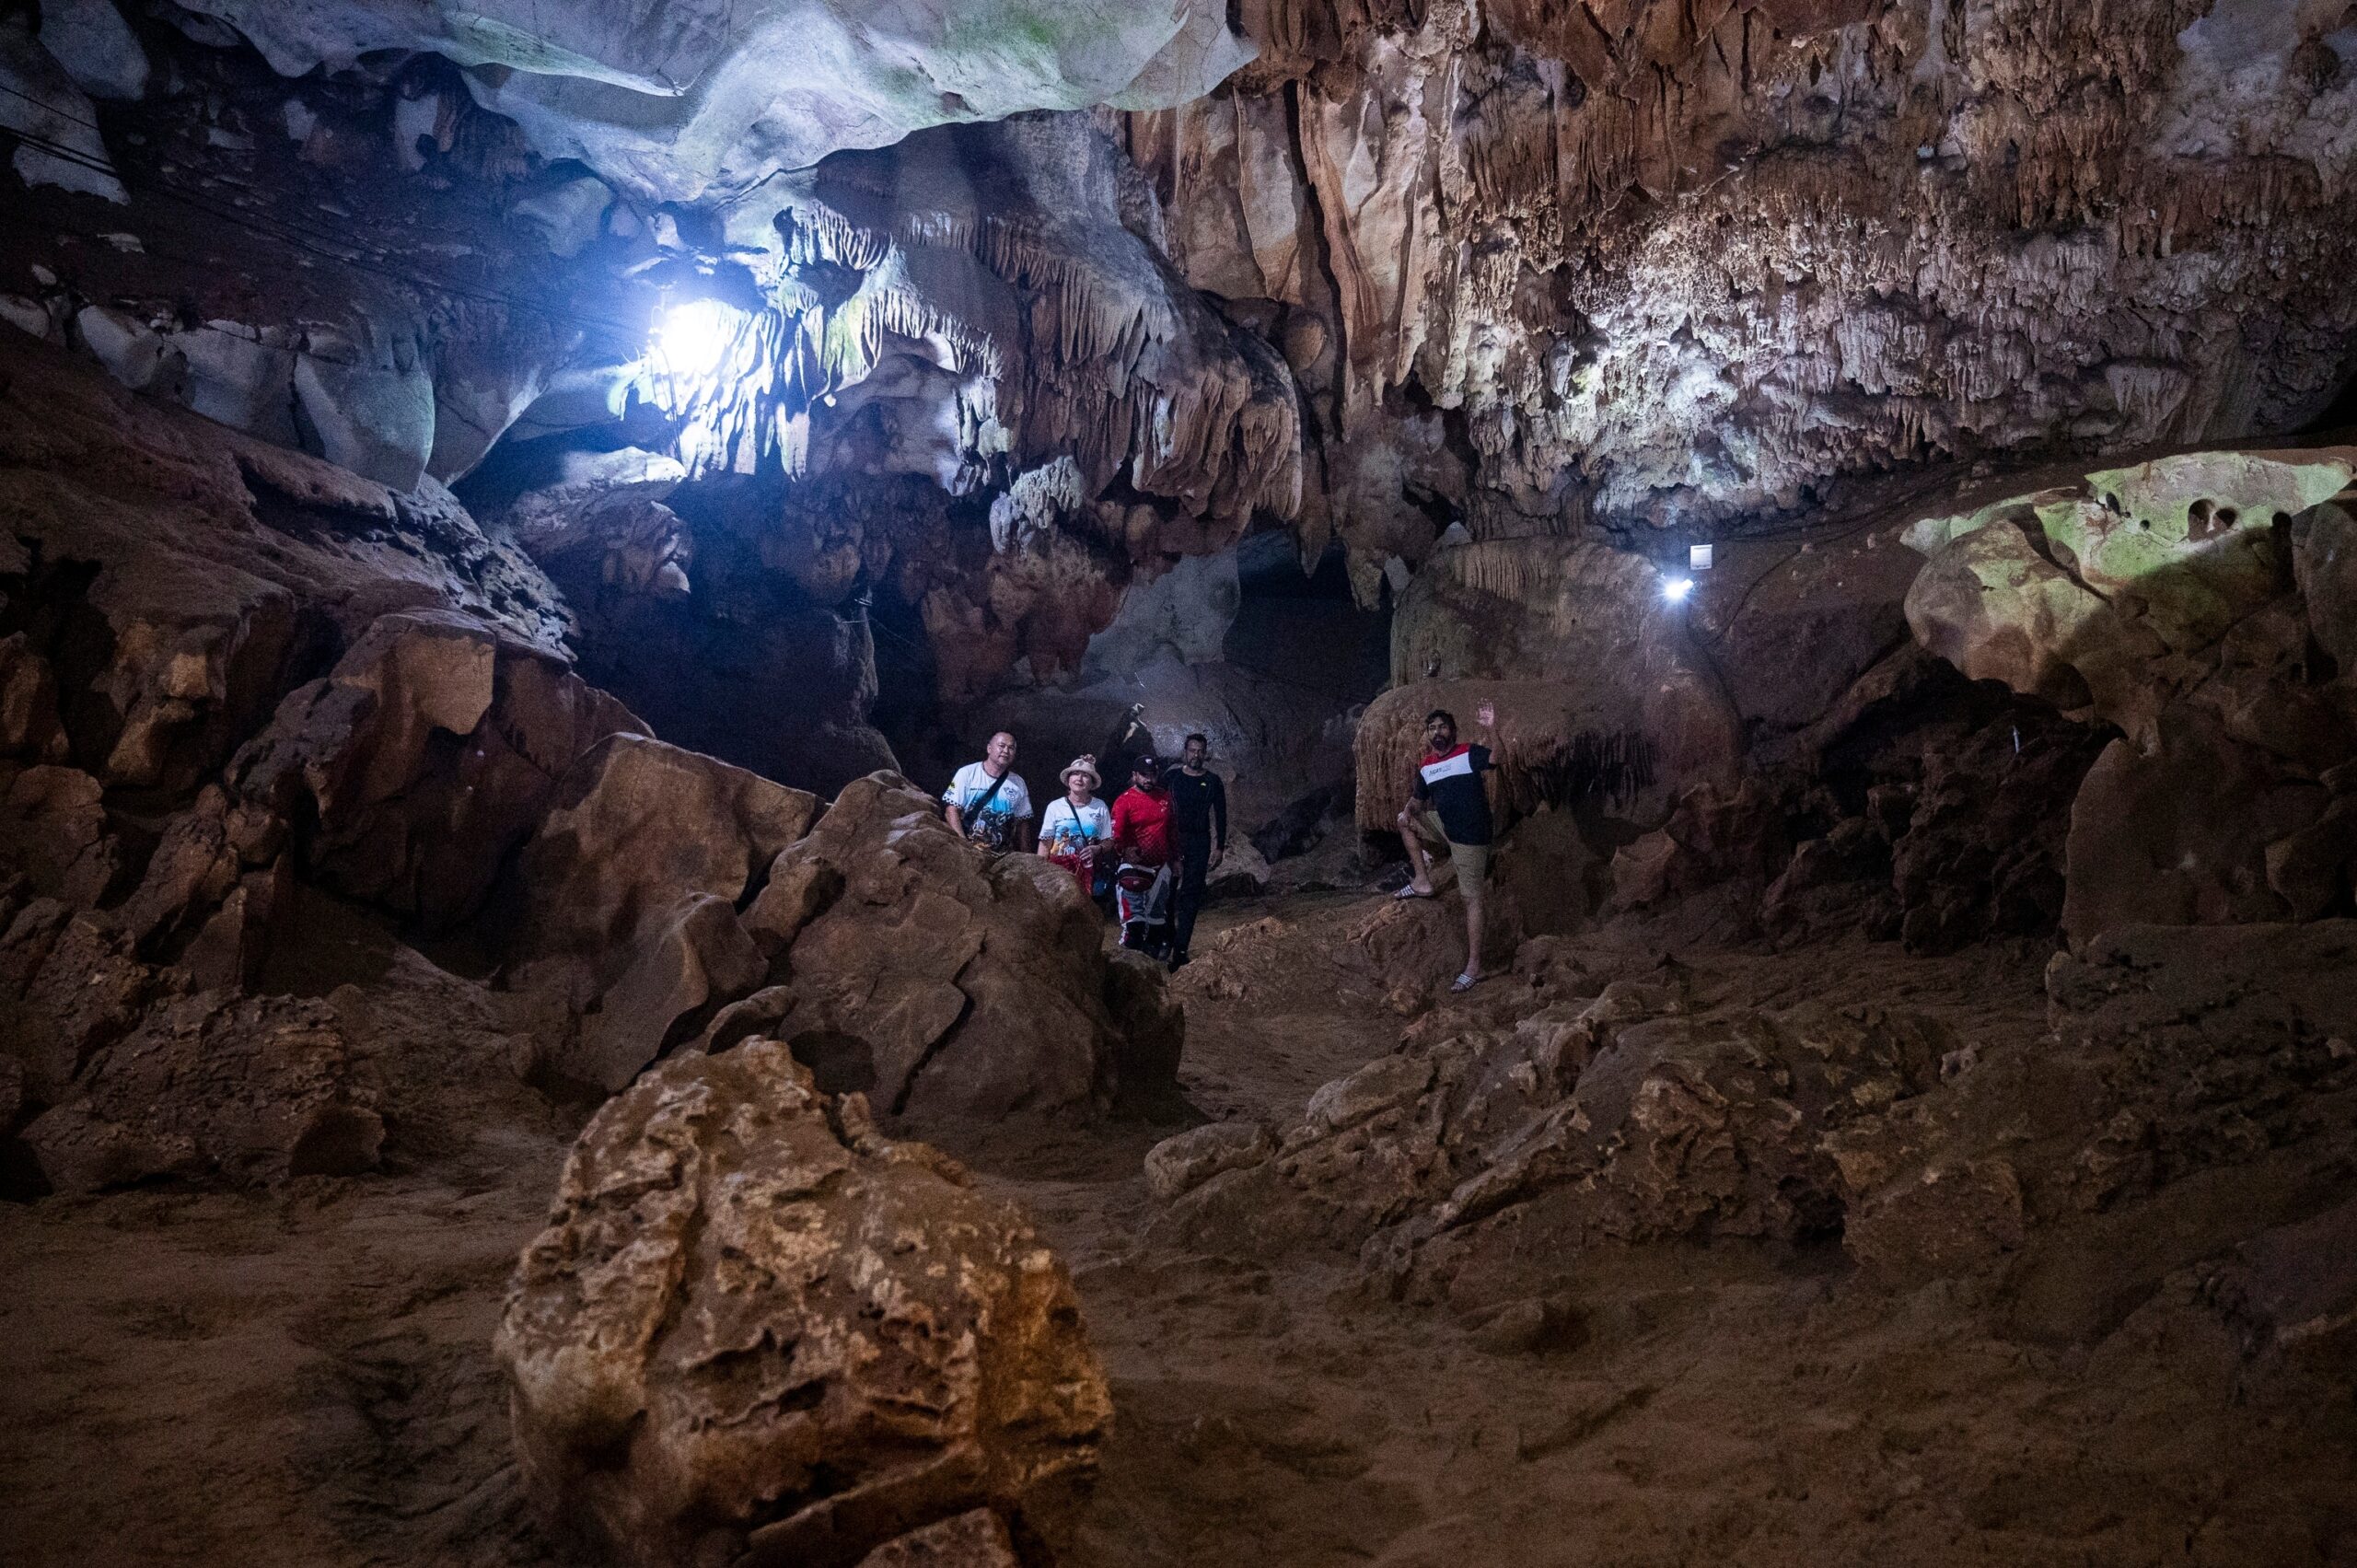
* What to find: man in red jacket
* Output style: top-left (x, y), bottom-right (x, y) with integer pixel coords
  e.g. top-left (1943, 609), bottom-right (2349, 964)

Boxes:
top-left (1110, 753), bottom-right (1176, 955)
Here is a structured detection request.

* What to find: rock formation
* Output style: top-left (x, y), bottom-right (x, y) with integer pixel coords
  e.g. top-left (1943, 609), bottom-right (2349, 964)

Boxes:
top-left (1149, 907), bottom-right (2357, 1304)
top-left (732, 772), bottom-right (1182, 1121)
top-left (495, 1040), bottom-right (1112, 1568)
top-left (1905, 444), bottom-right (2357, 945)
top-left (13, 0), bottom-right (2357, 813)
top-left (0, 327), bottom-right (1183, 1204)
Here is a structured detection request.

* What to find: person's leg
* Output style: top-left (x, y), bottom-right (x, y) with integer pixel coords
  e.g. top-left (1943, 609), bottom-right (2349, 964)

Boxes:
top-left (1399, 819), bottom-right (1435, 893)
top-left (1145, 865), bottom-right (1175, 958)
top-left (1172, 833), bottom-right (1210, 958)
top-left (1453, 841), bottom-right (1490, 983)
top-left (1396, 809), bottom-right (1454, 896)
top-left (1116, 879), bottom-right (1143, 947)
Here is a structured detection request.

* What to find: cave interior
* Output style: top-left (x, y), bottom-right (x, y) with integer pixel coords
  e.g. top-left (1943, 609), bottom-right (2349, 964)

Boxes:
top-left (3, 1), bottom-right (2357, 1564)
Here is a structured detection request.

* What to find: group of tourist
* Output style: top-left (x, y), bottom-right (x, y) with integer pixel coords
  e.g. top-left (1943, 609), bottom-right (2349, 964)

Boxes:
top-left (941, 727), bottom-right (1228, 970)
top-left (941, 700), bottom-right (1497, 989)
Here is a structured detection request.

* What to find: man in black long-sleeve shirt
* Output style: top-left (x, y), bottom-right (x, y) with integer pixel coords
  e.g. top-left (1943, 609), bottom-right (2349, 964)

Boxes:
top-left (1161, 732), bottom-right (1227, 970)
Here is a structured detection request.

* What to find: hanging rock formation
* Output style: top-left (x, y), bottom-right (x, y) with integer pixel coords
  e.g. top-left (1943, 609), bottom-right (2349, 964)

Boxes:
top-left (16, 0), bottom-right (2357, 757)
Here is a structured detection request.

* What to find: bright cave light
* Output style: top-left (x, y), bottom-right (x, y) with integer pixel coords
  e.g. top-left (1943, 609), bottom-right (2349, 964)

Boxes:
top-left (1662, 575), bottom-right (1695, 604)
top-left (648, 298), bottom-right (737, 381)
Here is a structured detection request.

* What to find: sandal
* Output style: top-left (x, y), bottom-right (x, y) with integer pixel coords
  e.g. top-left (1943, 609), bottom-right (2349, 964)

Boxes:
top-left (1393, 883), bottom-right (1436, 900)
top-left (1449, 970), bottom-right (1483, 993)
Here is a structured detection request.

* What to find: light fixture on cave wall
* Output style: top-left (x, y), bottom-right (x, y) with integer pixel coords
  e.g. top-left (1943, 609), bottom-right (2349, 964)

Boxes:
top-left (1660, 541), bottom-right (1710, 605)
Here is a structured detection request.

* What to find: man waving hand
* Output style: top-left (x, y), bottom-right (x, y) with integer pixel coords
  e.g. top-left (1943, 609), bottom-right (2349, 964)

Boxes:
top-left (1394, 701), bottom-right (1497, 993)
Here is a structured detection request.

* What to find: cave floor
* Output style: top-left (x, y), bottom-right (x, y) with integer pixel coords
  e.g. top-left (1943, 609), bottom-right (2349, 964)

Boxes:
top-left (5, 891), bottom-right (2353, 1567)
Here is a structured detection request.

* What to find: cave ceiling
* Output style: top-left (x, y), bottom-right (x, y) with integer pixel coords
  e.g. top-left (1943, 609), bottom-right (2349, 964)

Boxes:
top-left (6, 0), bottom-right (2357, 645)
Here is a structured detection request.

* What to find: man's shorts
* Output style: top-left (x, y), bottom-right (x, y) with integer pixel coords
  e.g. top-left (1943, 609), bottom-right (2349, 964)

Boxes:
top-left (1411, 808), bottom-right (1490, 888)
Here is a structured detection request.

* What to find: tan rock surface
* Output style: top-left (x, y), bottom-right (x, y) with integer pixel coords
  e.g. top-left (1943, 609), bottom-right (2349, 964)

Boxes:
top-left (760, 773), bottom-right (1179, 1121)
top-left (494, 1040), bottom-right (1110, 1568)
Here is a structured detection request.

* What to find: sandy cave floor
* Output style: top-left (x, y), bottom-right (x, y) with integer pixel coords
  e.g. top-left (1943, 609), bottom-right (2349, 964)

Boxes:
top-left (4, 889), bottom-right (2354, 1568)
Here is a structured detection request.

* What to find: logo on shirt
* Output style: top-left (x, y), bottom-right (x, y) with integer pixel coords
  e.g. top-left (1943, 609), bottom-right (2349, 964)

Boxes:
top-left (1420, 748), bottom-right (1477, 784)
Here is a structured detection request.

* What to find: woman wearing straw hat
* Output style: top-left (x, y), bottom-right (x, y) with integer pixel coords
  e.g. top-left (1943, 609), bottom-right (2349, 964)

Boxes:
top-left (1037, 755), bottom-right (1114, 898)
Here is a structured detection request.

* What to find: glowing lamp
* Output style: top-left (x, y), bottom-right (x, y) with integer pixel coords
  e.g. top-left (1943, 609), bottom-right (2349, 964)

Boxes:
top-left (649, 298), bottom-right (737, 380)
top-left (1662, 575), bottom-right (1695, 604)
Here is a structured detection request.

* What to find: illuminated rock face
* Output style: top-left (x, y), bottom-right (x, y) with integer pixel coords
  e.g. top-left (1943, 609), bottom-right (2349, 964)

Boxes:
top-left (174, 0), bottom-right (1252, 198)
top-left (1122, 0), bottom-right (2357, 569)
top-left (1902, 445), bottom-right (2357, 948)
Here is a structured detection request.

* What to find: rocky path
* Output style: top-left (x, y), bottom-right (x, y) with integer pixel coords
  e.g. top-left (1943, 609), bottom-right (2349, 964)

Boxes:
top-left (958, 895), bottom-right (2357, 1568)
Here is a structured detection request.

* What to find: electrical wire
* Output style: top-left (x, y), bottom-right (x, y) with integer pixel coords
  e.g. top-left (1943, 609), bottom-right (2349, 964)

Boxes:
top-left (0, 77), bottom-right (106, 133)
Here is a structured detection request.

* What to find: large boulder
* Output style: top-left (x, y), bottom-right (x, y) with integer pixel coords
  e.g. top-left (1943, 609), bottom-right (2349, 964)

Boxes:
top-left (494, 1041), bottom-right (1110, 1568)
top-left (509, 763), bottom-right (1181, 1117)
top-left (1902, 515), bottom-right (2160, 727)
top-left (20, 989), bottom-right (382, 1195)
top-left (1903, 446), bottom-right (2357, 946)
top-left (1903, 446), bottom-right (2357, 740)
top-left (501, 733), bottom-right (819, 1089)
top-left (2061, 717), bottom-right (2330, 947)
top-left (753, 773), bottom-right (1180, 1121)
top-left (233, 610), bottom-right (644, 933)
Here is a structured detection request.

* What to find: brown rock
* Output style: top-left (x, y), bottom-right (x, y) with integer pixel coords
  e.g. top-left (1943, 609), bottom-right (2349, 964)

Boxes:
top-left (1843, 1158), bottom-right (2027, 1283)
top-left (2265, 796), bottom-right (2357, 921)
top-left (2061, 723), bottom-right (2325, 947)
top-left (1144, 1121), bottom-right (1274, 1203)
top-left (0, 762), bottom-right (121, 905)
top-left (1902, 517), bottom-right (2145, 722)
top-left (112, 784), bottom-right (283, 970)
top-left (564, 892), bottom-right (766, 1093)
top-left (234, 610), bottom-right (643, 932)
top-left (506, 731), bottom-right (817, 985)
top-left (0, 633), bottom-right (67, 761)
top-left (762, 773), bottom-right (1178, 1121)
top-left (21, 990), bottom-right (382, 1194)
top-left (495, 1041), bottom-right (1110, 1568)
top-left (0, 331), bottom-right (568, 794)
top-left (854, 1510), bottom-right (1023, 1568)
top-left (2201, 1196), bottom-right (2357, 1358)
top-left (2047, 921), bottom-right (2357, 1193)
top-left (1, 906), bottom-right (150, 1103)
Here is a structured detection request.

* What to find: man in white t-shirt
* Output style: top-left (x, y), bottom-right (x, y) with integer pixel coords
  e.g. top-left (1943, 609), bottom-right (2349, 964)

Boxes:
top-left (943, 729), bottom-right (1034, 851)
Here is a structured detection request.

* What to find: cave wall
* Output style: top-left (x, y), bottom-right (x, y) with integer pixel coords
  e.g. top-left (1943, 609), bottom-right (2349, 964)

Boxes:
top-left (15, 1), bottom-right (2357, 752)
top-left (9, 0), bottom-right (2357, 933)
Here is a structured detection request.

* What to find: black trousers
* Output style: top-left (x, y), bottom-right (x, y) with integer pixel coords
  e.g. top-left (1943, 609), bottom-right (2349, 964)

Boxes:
top-left (1172, 831), bottom-right (1213, 955)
